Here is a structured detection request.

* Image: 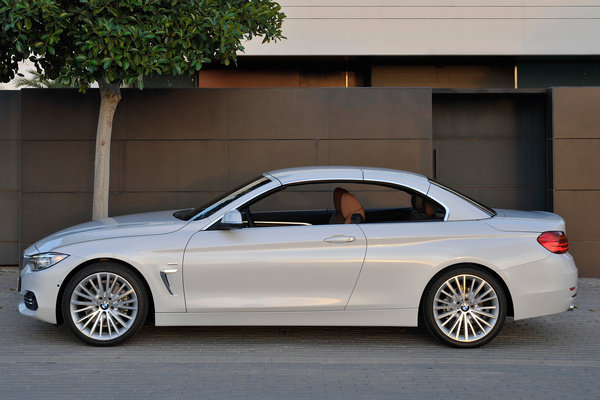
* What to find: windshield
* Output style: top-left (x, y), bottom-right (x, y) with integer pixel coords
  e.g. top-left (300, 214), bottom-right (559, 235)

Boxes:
top-left (429, 180), bottom-right (497, 217)
top-left (174, 176), bottom-right (270, 221)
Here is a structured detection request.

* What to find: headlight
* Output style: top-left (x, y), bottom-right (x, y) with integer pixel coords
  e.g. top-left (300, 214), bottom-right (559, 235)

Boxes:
top-left (23, 252), bottom-right (69, 271)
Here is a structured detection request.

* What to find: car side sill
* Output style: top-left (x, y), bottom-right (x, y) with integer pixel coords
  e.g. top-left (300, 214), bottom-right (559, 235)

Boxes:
top-left (155, 309), bottom-right (418, 327)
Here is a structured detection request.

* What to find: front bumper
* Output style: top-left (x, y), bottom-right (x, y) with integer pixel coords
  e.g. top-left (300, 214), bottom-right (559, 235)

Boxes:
top-left (18, 255), bottom-right (82, 325)
top-left (504, 252), bottom-right (578, 320)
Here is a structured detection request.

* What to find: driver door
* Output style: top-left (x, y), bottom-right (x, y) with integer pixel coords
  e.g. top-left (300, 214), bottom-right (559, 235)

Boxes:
top-left (182, 223), bottom-right (367, 312)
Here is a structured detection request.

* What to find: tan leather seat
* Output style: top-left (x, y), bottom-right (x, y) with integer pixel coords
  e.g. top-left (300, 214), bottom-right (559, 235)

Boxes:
top-left (329, 187), bottom-right (348, 224)
top-left (411, 194), bottom-right (436, 219)
top-left (423, 199), bottom-right (437, 217)
top-left (340, 192), bottom-right (365, 224)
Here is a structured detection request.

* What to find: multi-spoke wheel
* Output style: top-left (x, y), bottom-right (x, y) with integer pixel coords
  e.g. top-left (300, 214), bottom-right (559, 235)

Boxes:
top-left (62, 263), bottom-right (148, 346)
top-left (423, 267), bottom-right (507, 348)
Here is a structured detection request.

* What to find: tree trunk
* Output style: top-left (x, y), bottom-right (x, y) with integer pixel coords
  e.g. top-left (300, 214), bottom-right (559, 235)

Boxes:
top-left (92, 79), bottom-right (121, 220)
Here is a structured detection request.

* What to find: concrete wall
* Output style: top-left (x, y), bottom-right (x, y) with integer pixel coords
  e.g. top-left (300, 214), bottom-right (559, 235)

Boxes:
top-left (18, 87), bottom-right (432, 258)
top-left (0, 92), bottom-right (20, 265)
top-left (552, 87), bottom-right (600, 278)
top-left (243, 0), bottom-right (600, 56)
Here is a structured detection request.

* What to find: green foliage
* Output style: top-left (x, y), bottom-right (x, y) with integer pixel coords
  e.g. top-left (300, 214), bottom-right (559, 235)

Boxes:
top-left (13, 68), bottom-right (74, 88)
top-left (1, 0), bottom-right (64, 82)
top-left (1, 0), bottom-right (285, 88)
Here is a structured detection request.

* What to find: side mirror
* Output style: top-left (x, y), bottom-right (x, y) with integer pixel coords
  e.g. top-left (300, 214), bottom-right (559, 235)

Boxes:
top-left (217, 210), bottom-right (243, 230)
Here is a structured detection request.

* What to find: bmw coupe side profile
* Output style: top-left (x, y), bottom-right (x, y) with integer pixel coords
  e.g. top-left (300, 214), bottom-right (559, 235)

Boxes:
top-left (19, 166), bottom-right (578, 347)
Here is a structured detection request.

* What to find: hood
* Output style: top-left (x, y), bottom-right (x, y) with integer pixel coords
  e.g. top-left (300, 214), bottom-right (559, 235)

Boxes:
top-left (486, 209), bottom-right (566, 233)
top-left (35, 210), bottom-right (188, 253)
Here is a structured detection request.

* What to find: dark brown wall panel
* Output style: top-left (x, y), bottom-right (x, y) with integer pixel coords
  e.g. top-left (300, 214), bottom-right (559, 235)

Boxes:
top-left (330, 140), bottom-right (432, 173)
top-left (21, 141), bottom-right (95, 192)
top-left (226, 89), bottom-right (330, 140)
top-left (228, 140), bottom-right (330, 184)
top-left (20, 193), bottom-right (93, 247)
top-left (19, 88), bottom-right (433, 255)
top-left (114, 90), bottom-right (228, 140)
top-left (329, 88), bottom-right (432, 139)
top-left (553, 87), bottom-right (600, 139)
top-left (0, 140), bottom-right (19, 190)
top-left (0, 92), bottom-right (20, 140)
top-left (554, 191), bottom-right (600, 242)
top-left (372, 65), bottom-right (514, 89)
top-left (109, 191), bottom-right (216, 216)
top-left (553, 87), bottom-right (600, 278)
top-left (120, 140), bottom-right (228, 192)
top-left (433, 93), bottom-right (548, 212)
top-left (0, 192), bottom-right (19, 242)
top-left (0, 91), bottom-right (20, 264)
top-left (21, 89), bottom-right (99, 140)
top-left (554, 140), bottom-right (600, 190)
top-left (197, 70), bottom-right (301, 88)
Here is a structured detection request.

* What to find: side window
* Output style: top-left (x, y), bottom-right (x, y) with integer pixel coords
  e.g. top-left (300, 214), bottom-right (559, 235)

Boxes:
top-left (245, 183), bottom-right (332, 227)
top-left (240, 181), bottom-right (445, 228)
top-left (250, 183), bottom-right (330, 213)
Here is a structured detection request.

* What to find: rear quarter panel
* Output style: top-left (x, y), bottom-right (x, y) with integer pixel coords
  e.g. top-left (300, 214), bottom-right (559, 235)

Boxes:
top-left (347, 220), bottom-right (549, 312)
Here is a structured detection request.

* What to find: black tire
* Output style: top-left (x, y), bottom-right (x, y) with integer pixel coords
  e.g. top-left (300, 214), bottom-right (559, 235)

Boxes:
top-left (423, 266), bottom-right (507, 348)
top-left (61, 262), bottom-right (148, 346)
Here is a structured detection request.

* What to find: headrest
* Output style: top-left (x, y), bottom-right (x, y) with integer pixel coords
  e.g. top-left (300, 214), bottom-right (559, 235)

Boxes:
top-left (340, 192), bottom-right (365, 224)
top-left (333, 187), bottom-right (348, 211)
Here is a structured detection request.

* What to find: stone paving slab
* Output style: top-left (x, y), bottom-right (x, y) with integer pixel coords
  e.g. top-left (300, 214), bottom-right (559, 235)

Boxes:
top-left (0, 267), bottom-right (598, 399)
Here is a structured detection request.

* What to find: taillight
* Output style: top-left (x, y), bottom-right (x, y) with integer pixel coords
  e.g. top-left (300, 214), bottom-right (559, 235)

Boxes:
top-left (537, 231), bottom-right (568, 254)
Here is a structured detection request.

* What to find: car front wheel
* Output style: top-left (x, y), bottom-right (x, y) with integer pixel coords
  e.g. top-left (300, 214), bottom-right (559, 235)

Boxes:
top-left (423, 267), bottom-right (507, 348)
top-left (61, 262), bottom-right (148, 346)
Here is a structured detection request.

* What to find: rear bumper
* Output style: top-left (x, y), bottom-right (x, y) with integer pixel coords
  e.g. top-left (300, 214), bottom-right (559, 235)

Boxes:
top-left (504, 253), bottom-right (578, 320)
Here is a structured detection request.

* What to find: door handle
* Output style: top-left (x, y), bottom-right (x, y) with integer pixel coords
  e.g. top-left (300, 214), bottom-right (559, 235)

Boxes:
top-left (324, 235), bottom-right (356, 244)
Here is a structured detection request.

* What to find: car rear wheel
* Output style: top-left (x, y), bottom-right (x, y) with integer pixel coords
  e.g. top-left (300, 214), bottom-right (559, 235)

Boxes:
top-left (61, 262), bottom-right (148, 346)
top-left (423, 267), bottom-right (507, 348)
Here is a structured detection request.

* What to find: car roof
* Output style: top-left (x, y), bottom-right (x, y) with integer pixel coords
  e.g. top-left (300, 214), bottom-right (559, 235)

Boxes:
top-left (265, 166), bottom-right (429, 185)
top-left (263, 166), bottom-right (492, 221)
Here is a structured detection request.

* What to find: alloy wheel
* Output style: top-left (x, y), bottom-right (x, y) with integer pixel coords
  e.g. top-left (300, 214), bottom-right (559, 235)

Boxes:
top-left (69, 272), bottom-right (139, 341)
top-left (432, 273), bottom-right (500, 343)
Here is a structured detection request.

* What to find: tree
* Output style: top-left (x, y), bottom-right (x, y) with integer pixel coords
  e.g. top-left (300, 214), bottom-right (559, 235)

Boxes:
top-left (14, 68), bottom-right (73, 88)
top-left (1, 0), bottom-right (285, 219)
top-left (1, 0), bottom-right (64, 81)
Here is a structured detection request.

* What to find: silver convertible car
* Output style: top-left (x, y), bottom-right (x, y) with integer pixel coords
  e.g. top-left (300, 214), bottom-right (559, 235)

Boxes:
top-left (19, 167), bottom-right (578, 347)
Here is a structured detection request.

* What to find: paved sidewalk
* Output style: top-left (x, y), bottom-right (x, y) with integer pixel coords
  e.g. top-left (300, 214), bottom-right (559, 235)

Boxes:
top-left (1, 266), bottom-right (599, 400)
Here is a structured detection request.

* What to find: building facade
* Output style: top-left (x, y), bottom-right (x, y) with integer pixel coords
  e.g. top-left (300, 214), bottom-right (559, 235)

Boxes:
top-left (1, 0), bottom-right (599, 276)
